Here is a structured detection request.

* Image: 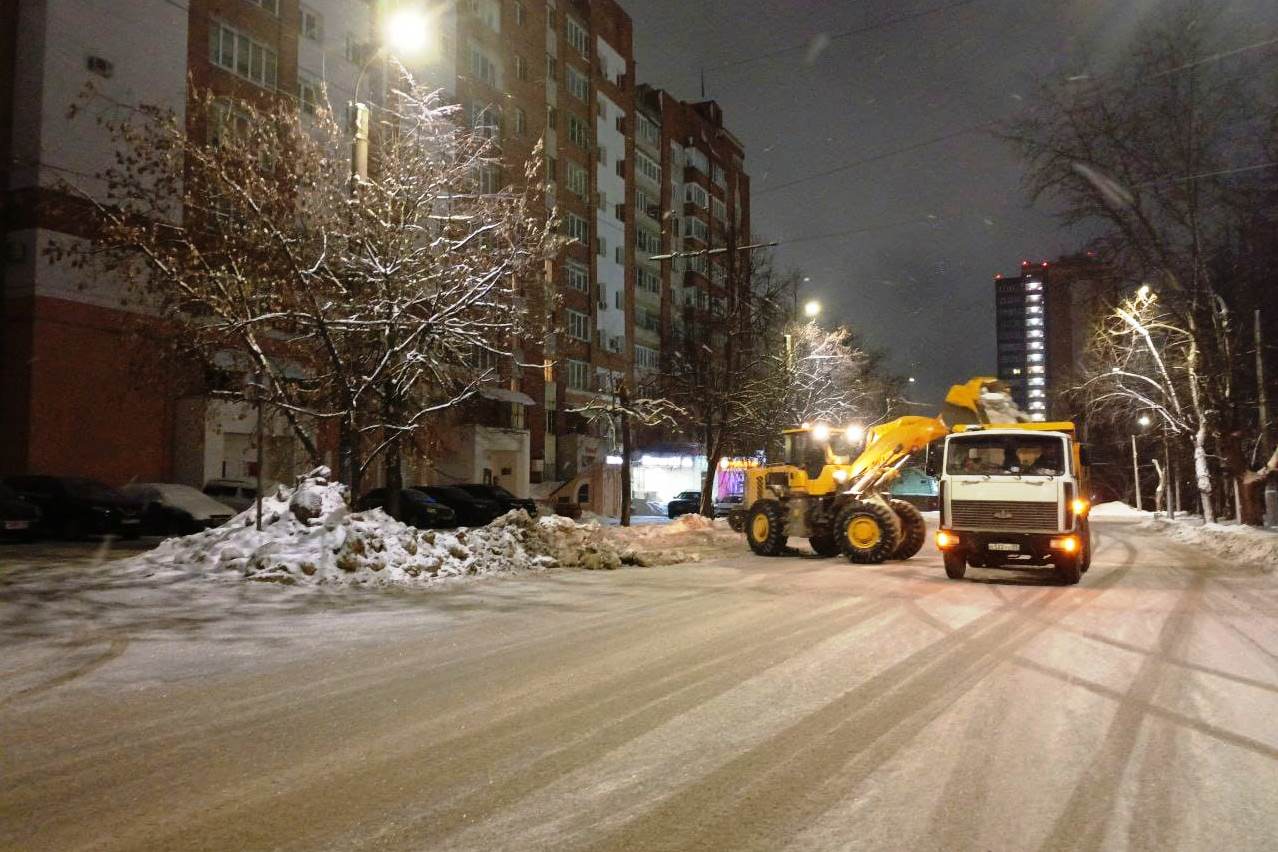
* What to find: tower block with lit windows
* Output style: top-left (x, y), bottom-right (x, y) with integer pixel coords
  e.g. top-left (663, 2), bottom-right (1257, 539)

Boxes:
top-left (993, 255), bottom-right (1119, 422)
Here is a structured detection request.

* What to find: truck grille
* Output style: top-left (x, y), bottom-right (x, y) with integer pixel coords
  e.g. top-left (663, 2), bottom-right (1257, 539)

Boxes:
top-left (951, 500), bottom-right (1059, 531)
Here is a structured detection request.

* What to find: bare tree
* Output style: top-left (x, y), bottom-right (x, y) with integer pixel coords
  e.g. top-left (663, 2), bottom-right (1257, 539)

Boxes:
top-left (50, 73), bottom-right (555, 510)
top-left (1006, 3), bottom-right (1277, 521)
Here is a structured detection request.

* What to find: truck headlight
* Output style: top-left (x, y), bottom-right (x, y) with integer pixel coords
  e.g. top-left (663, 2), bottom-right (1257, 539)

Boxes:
top-left (936, 530), bottom-right (958, 549)
top-left (1050, 535), bottom-right (1079, 553)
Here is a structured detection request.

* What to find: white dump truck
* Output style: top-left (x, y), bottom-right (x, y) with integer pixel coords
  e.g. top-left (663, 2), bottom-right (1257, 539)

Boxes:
top-left (930, 421), bottom-right (1093, 584)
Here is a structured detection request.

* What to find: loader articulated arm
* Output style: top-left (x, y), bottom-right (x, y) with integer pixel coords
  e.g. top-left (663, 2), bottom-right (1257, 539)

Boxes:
top-left (844, 377), bottom-right (1012, 496)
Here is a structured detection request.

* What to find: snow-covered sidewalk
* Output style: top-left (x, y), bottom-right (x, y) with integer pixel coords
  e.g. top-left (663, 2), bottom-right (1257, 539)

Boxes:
top-left (1139, 515), bottom-right (1278, 571)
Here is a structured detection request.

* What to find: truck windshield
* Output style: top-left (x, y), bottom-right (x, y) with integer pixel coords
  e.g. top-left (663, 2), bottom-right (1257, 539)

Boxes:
top-left (947, 435), bottom-right (1066, 476)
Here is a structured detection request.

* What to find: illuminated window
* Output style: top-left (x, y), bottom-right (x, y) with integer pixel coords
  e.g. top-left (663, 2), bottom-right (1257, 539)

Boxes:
top-left (1025, 280), bottom-right (1043, 292)
top-left (1029, 377), bottom-right (1045, 387)
top-left (1029, 365), bottom-right (1045, 374)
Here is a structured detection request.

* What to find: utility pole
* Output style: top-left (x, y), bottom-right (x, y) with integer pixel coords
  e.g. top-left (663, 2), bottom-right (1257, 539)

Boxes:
top-left (1132, 434), bottom-right (1142, 511)
top-left (1257, 309), bottom-right (1270, 453)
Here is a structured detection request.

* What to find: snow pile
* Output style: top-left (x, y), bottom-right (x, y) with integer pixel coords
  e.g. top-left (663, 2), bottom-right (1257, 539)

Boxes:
top-left (1141, 517), bottom-right (1278, 571)
top-left (1090, 501), bottom-right (1152, 519)
top-left (609, 513), bottom-right (741, 566)
top-left (130, 468), bottom-right (625, 586)
top-left (979, 390), bottom-right (1031, 424)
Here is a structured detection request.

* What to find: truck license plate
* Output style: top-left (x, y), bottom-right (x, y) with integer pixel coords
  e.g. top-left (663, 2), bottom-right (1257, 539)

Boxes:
top-left (988, 542), bottom-right (1020, 552)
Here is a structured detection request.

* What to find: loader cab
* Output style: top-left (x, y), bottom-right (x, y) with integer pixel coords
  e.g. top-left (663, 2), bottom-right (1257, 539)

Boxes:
top-left (781, 424), bottom-right (860, 475)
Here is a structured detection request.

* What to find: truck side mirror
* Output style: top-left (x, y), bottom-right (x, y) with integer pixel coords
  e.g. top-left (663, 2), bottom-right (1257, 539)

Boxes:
top-left (924, 442), bottom-right (941, 478)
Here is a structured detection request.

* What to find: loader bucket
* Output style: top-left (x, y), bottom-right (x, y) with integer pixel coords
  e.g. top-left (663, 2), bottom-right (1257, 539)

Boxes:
top-left (942, 377), bottom-right (1015, 426)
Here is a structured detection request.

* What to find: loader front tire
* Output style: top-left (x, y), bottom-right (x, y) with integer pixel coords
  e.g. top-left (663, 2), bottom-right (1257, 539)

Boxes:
top-left (745, 500), bottom-right (787, 556)
top-left (889, 499), bottom-right (926, 561)
top-left (835, 500), bottom-right (899, 564)
top-left (808, 527), bottom-right (840, 557)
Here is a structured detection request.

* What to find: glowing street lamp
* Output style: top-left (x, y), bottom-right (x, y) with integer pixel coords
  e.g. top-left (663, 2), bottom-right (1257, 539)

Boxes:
top-left (352, 6), bottom-right (431, 182)
top-left (803, 300), bottom-right (822, 320)
top-left (384, 7), bottom-right (430, 56)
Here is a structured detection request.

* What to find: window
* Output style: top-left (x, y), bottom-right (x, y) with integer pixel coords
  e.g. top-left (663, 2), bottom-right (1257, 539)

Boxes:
top-left (298, 71), bottom-right (321, 115)
top-left (565, 260), bottom-right (588, 292)
top-left (1024, 280), bottom-right (1043, 292)
top-left (597, 145), bottom-right (607, 166)
top-left (514, 107), bottom-right (527, 136)
top-left (301, 5), bottom-right (322, 40)
top-left (567, 359), bottom-right (590, 390)
top-left (614, 202), bottom-right (626, 221)
top-left (546, 106), bottom-right (558, 132)
top-left (635, 345), bottom-right (659, 371)
top-left (566, 65), bottom-right (588, 101)
top-left (470, 44), bottom-right (500, 87)
top-left (210, 22), bottom-right (278, 88)
top-left (515, 55), bottom-right (528, 81)
top-left (711, 162), bottom-right (727, 189)
top-left (638, 266), bottom-right (661, 295)
top-left (614, 289), bottom-right (622, 309)
top-left (597, 235), bottom-right (607, 257)
top-left (685, 253), bottom-right (708, 274)
top-left (515, 1), bottom-right (526, 26)
top-left (946, 435), bottom-right (1065, 476)
top-left (638, 308), bottom-right (660, 332)
top-left (471, 0), bottom-right (500, 32)
top-left (567, 309), bottom-right (590, 341)
top-left (566, 161), bottom-right (588, 199)
top-left (685, 183), bottom-right (709, 208)
top-left (685, 146), bottom-right (709, 174)
top-left (1028, 377), bottom-right (1046, 387)
top-left (546, 54), bottom-right (557, 81)
top-left (597, 284), bottom-right (607, 309)
top-left (478, 166), bottom-right (501, 194)
top-left (1027, 316), bottom-right (1043, 327)
top-left (614, 246), bottom-right (623, 264)
top-left (637, 227), bottom-right (661, 255)
top-left (567, 113), bottom-right (588, 148)
top-left (712, 197), bottom-right (726, 223)
top-left (565, 213), bottom-right (589, 245)
top-left (566, 17), bottom-right (589, 57)
top-left (247, 0), bottom-right (278, 14)
top-left (636, 189), bottom-right (658, 219)
top-left (1029, 365), bottom-right (1046, 375)
top-left (597, 189), bottom-right (607, 211)
top-left (471, 103), bottom-right (500, 138)
top-left (636, 150), bottom-right (660, 185)
top-left (344, 34), bottom-right (367, 65)
top-left (683, 217), bottom-right (708, 242)
top-left (637, 113), bottom-right (661, 148)
top-left (545, 155), bottom-right (557, 181)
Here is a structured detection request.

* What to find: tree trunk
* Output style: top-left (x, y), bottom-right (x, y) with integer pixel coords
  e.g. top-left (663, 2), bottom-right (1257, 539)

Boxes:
top-left (339, 414), bottom-right (361, 499)
top-left (1193, 423), bottom-right (1214, 522)
top-left (620, 383), bottom-right (632, 528)
top-left (384, 435), bottom-right (403, 520)
top-left (700, 420), bottom-right (722, 518)
top-left (1221, 433), bottom-right (1263, 525)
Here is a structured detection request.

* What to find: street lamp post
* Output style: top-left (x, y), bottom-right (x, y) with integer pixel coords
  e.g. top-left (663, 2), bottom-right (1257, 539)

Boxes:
top-left (350, 7), bottom-right (430, 182)
top-left (1133, 415), bottom-right (1151, 511)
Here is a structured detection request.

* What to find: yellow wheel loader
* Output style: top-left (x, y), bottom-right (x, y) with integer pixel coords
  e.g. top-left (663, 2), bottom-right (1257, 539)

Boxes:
top-left (738, 378), bottom-right (1010, 564)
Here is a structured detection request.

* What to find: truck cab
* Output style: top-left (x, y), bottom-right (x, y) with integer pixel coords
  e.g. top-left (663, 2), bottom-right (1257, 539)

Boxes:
top-left (932, 422), bottom-right (1092, 584)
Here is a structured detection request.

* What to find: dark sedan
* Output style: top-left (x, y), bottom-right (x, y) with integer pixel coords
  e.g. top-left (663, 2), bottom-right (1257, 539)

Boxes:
top-left (3, 475), bottom-right (144, 539)
top-left (667, 491), bottom-right (702, 519)
top-left (357, 487), bottom-right (457, 529)
top-left (455, 483), bottom-right (538, 517)
top-left (0, 482), bottom-right (41, 540)
top-left (414, 486), bottom-right (504, 527)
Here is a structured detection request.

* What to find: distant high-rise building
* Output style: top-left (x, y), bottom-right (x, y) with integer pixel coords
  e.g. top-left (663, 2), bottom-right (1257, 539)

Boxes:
top-left (994, 254), bottom-right (1119, 421)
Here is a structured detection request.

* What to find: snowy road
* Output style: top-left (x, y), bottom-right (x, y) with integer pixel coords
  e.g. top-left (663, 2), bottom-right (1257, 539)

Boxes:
top-left (2, 520), bottom-right (1277, 851)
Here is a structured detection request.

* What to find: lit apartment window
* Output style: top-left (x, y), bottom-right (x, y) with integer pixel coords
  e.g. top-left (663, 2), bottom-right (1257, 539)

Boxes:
top-left (1027, 317), bottom-right (1043, 327)
top-left (567, 359), bottom-right (590, 390)
top-left (1026, 293), bottom-right (1042, 303)
top-left (565, 260), bottom-right (588, 292)
top-left (1027, 328), bottom-right (1044, 339)
top-left (567, 309), bottom-right (590, 341)
top-left (565, 213), bottom-right (588, 245)
top-left (1025, 280), bottom-right (1043, 292)
top-left (1029, 365), bottom-right (1045, 374)
top-left (1028, 352), bottom-right (1044, 363)
top-left (301, 5), bottom-right (322, 40)
top-left (1026, 305), bottom-right (1043, 314)
top-left (566, 161), bottom-right (587, 199)
top-left (566, 17), bottom-right (589, 57)
top-left (567, 113), bottom-right (588, 147)
top-left (1029, 377), bottom-right (1046, 387)
top-left (1028, 389), bottom-right (1045, 399)
top-left (210, 22), bottom-right (278, 89)
top-left (566, 65), bottom-right (588, 101)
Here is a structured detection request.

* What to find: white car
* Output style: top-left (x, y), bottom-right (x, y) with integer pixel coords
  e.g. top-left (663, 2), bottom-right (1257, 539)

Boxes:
top-left (123, 483), bottom-right (237, 535)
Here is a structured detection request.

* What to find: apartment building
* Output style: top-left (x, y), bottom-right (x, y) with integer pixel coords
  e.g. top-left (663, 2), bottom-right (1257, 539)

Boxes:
top-left (1, 0), bottom-right (749, 507)
top-left (993, 253), bottom-right (1117, 421)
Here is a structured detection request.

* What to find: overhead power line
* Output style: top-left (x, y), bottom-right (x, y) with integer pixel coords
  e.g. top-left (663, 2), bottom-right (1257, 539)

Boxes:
top-left (703, 0), bottom-right (989, 74)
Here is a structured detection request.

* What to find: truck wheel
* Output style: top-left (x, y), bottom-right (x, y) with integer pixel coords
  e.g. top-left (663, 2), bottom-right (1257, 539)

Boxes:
top-left (889, 499), bottom-right (926, 561)
top-left (943, 551), bottom-right (967, 579)
top-left (834, 501), bottom-right (899, 564)
top-left (727, 509), bottom-right (746, 533)
top-left (809, 527), bottom-right (840, 557)
top-left (1056, 554), bottom-right (1082, 585)
top-left (1079, 522), bottom-right (1093, 574)
top-left (745, 501), bottom-right (787, 556)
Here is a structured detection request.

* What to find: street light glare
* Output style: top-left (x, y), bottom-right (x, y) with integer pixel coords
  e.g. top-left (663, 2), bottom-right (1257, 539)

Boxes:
top-left (385, 8), bottom-right (430, 56)
top-left (803, 300), bottom-right (822, 319)
top-left (1138, 415), bottom-right (1152, 427)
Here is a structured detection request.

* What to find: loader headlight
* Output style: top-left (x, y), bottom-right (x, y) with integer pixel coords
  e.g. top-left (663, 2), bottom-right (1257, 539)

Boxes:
top-left (812, 423), bottom-right (831, 442)
top-left (833, 469), bottom-right (849, 483)
top-left (846, 424), bottom-right (865, 443)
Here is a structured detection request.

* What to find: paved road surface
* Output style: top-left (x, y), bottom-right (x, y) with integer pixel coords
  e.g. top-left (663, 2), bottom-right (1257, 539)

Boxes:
top-left (2, 520), bottom-right (1276, 850)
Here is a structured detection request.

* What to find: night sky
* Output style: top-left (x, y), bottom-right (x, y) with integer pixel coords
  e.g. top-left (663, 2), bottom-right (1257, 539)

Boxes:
top-left (631, 0), bottom-right (1278, 406)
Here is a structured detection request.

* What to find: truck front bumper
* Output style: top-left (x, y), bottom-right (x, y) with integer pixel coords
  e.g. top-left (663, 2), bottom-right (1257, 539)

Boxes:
top-left (936, 529), bottom-right (1080, 565)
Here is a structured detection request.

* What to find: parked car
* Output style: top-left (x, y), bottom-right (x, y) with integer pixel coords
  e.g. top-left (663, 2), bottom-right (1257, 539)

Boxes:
top-left (201, 479), bottom-right (264, 513)
top-left (414, 486), bottom-right (504, 527)
top-left (667, 491), bottom-right (702, 519)
top-left (120, 483), bottom-right (236, 535)
top-left (713, 494), bottom-right (743, 518)
top-left (357, 487), bottom-right (457, 530)
top-left (2, 475), bottom-right (144, 539)
top-left (454, 483), bottom-right (538, 517)
top-left (0, 482), bottom-right (41, 540)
